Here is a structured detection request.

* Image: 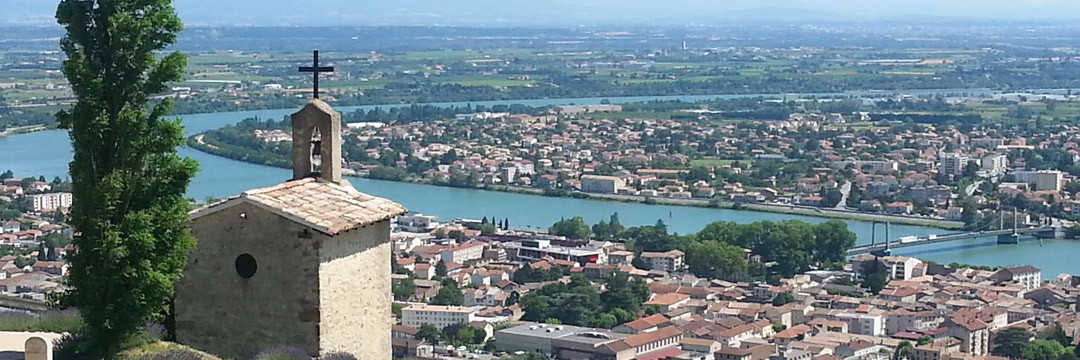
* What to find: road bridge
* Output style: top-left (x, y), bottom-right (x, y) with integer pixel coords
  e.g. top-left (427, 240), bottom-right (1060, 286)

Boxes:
top-left (847, 224), bottom-right (1058, 256)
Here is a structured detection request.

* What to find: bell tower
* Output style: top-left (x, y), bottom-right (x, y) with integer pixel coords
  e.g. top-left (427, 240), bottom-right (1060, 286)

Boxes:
top-left (291, 99), bottom-right (342, 184)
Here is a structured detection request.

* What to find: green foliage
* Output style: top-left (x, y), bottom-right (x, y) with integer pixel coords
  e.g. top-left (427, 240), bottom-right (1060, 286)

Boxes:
top-left (392, 303), bottom-right (403, 319)
top-left (416, 324), bottom-right (441, 342)
top-left (771, 293), bottom-right (796, 306)
top-left (894, 341), bottom-right (914, 360)
top-left (1023, 340), bottom-right (1067, 360)
top-left (820, 189), bottom-right (844, 208)
top-left (992, 327), bottom-right (1032, 359)
top-left (511, 266), bottom-right (565, 284)
top-left (521, 274), bottom-right (646, 328)
top-left (0, 310), bottom-right (83, 333)
top-left (431, 284), bottom-right (464, 306)
top-left (549, 216), bottom-right (592, 239)
top-left (393, 277), bottom-right (416, 300)
top-left (435, 260), bottom-right (448, 277)
top-left (480, 223), bottom-right (498, 235)
top-left (917, 335), bottom-right (933, 346)
top-left (685, 240), bottom-right (749, 280)
top-left (592, 213), bottom-right (625, 241)
top-left (13, 256), bottom-right (35, 269)
top-left (1040, 323), bottom-right (1075, 349)
top-left (692, 220), bottom-right (856, 277)
top-left (368, 166), bottom-right (410, 181)
top-left (56, 0), bottom-right (197, 354)
top-left (863, 267), bottom-right (889, 295)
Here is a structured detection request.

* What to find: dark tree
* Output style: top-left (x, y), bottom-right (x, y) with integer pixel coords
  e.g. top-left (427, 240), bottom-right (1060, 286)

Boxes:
top-left (56, 0), bottom-right (197, 353)
top-left (992, 328), bottom-right (1032, 359)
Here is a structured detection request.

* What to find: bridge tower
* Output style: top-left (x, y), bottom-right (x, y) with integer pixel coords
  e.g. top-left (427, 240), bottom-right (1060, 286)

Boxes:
top-left (997, 209), bottom-right (1021, 244)
top-left (870, 221), bottom-right (877, 248)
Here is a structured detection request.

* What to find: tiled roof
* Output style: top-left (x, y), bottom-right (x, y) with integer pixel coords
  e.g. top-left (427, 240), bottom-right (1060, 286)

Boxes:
top-left (645, 293), bottom-right (690, 306)
top-left (621, 314), bottom-right (670, 331)
top-left (190, 177), bottom-right (406, 235)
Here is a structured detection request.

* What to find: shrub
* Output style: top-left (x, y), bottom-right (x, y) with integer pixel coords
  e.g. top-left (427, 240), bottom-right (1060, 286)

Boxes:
top-left (319, 352), bottom-right (358, 360)
top-left (0, 309), bottom-right (83, 333)
top-left (253, 346), bottom-right (312, 360)
top-left (146, 321), bottom-right (168, 341)
top-left (52, 332), bottom-right (101, 360)
top-left (140, 349), bottom-right (207, 360)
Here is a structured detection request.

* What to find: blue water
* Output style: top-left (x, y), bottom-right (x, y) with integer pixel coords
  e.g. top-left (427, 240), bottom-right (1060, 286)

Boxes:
top-left (2, 90), bottom-right (1077, 276)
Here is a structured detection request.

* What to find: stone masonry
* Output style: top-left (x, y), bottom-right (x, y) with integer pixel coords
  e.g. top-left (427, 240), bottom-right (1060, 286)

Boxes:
top-left (175, 99), bottom-right (405, 359)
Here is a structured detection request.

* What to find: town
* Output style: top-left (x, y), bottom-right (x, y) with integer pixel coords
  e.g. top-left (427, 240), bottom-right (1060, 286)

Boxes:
top-left (384, 210), bottom-right (1073, 360)
top-left (6, 1), bottom-right (1080, 359)
top-left (198, 92), bottom-right (1080, 231)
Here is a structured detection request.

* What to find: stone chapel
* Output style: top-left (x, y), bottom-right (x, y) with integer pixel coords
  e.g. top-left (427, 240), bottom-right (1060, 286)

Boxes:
top-left (175, 99), bottom-right (406, 359)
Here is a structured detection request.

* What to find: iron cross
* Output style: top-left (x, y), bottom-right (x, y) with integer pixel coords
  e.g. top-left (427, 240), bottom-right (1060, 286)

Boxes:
top-left (299, 50), bottom-right (334, 99)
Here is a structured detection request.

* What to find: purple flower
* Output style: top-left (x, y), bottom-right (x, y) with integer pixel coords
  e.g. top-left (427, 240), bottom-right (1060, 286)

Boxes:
top-left (319, 352), bottom-right (358, 360)
top-left (146, 321), bottom-right (168, 341)
top-left (252, 346), bottom-right (312, 360)
top-left (142, 349), bottom-right (206, 360)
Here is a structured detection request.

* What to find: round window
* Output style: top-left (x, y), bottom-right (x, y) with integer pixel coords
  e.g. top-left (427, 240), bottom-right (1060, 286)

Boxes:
top-left (235, 253), bottom-right (257, 279)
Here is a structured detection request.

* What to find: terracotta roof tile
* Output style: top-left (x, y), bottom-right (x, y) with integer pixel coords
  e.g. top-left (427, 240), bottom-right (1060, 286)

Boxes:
top-left (190, 177), bottom-right (406, 235)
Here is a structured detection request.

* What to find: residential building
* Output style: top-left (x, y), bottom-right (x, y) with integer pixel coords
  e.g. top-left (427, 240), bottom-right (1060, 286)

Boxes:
top-left (27, 193), bottom-right (72, 212)
top-left (944, 316), bottom-right (990, 356)
top-left (913, 338), bottom-right (962, 360)
top-left (401, 304), bottom-right (477, 330)
top-left (940, 153), bottom-right (970, 177)
top-left (394, 212), bottom-right (439, 233)
top-left (640, 250), bottom-right (685, 272)
top-left (581, 175), bottom-right (625, 194)
top-left (607, 250), bottom-right (634, 265)
top-left (1012, 170), bottom-right (1064, 192)
top-left (980, 154), bottom-right (1007, 176)
top-left (992, 265), bottom-right (1041, 290)
top-left (879, 256), bottom-right (924, 280)
top-left (716, 344), bottom-right (778, 360)
top-left (834, 313), bottom-right (885, 337)
top-left (1, 221), bottom-right (19, 234)
top-left (613, 313), bottom-right (670, 334)
top-left (644, 293), bottom-right (691, 313)
top-left (440, 242), bottom-right (485, 264)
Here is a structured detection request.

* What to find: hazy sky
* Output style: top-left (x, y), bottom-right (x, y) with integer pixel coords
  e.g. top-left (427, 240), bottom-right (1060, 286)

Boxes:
top-left (3, 0), bottom-right (1079, 26)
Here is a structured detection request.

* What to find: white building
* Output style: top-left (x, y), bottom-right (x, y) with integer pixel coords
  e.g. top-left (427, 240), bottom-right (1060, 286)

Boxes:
top-left (1012, 170), bottom-right (1064, 192)
top-left (639, 250), bottom-right (685, 272)
top-left (402, 304), bottom-right (477, 330)
top-left (440, 242), bottom-right (485, 264)
top-left (27, 192), bottom-right (72, 212)
top-left (1, 221), bottom-right (19, 234)
top-left (394, 212), bottom-right (439, 233)
top-left (993, 265), bottom-right (1041, 290)
top-left (835, 313), bottom-right (885, 337)
top-left (980, 154), bottom-right (1008, 176)
top-left (878, 256), bottom-right (923, 281)
top-left (940, 153), bottom-right (970, 176)
top-left (580, 175), bottom-right (624, 194)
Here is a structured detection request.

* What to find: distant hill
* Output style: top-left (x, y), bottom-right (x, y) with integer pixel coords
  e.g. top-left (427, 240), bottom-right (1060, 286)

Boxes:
top-left (3, 0), bottom-right (1078, 27)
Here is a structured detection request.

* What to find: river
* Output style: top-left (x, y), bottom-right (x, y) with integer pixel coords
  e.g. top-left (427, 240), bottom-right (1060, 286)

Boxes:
top-left (1, 91), bottom-right (1077, 276)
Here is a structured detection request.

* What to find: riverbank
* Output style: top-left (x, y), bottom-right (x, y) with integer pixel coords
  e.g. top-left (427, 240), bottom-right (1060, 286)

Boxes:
top-left (554, 190), bottom-right (964, 229)
top-left (0, 125), bottom-right (47, 139)
top-left (186, 134), bottom-right (963, 229)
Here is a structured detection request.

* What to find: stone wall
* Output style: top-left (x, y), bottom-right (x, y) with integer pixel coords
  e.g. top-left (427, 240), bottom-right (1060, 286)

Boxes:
top-left (176, 202), bottom-right (323, 359)
top-left (318, 220), bottom-right (392, 359)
